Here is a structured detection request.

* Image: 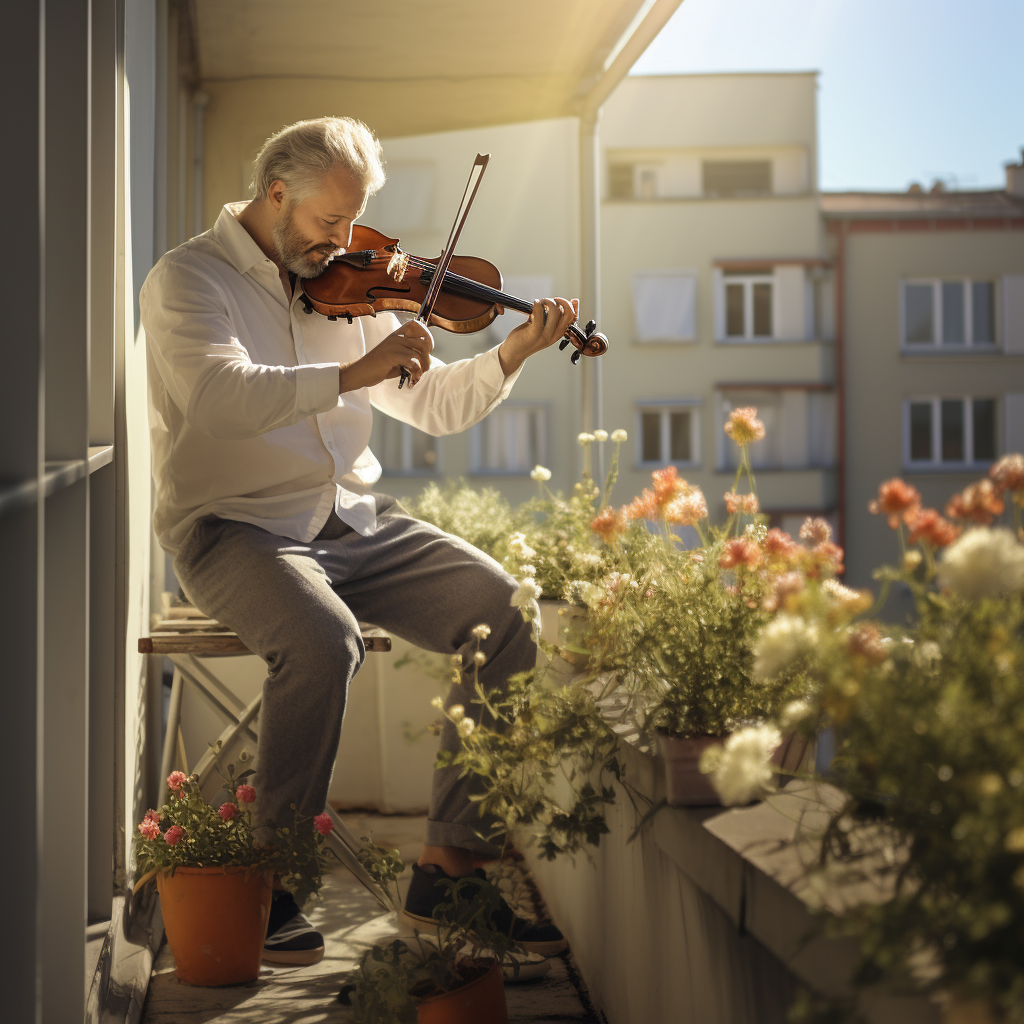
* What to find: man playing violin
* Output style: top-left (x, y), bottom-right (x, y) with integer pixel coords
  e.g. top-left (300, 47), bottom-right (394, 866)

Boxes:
top-left (141, 116), bottom-right (573, 965)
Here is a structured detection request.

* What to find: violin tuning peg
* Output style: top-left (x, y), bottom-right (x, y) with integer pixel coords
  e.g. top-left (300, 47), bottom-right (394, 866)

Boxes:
top-left (558, 337), bottom-right (571, 351)
top-left (570, 349), bottom-right (582, 365)
top-left (585, 319), bottom-right (597, 336)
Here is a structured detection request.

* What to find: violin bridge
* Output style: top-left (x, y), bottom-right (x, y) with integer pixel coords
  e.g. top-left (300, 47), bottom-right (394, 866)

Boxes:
top-left (387, 251), bottom-right (409, 283)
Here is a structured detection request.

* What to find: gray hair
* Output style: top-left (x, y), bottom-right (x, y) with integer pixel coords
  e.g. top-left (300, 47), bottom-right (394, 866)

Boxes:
top-left (251, 117), bottom-right (386, 205)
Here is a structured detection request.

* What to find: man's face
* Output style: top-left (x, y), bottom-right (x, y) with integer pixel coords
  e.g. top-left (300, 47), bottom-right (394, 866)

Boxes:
top-left (271, 165), bottom-right (367, 278)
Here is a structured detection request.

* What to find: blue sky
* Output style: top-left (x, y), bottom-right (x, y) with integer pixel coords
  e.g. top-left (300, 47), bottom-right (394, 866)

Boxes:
top-left (630, 0), bottom-right (1023, 192)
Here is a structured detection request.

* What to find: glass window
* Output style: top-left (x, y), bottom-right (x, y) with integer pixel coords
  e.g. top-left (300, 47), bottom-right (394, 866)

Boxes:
top-left (637, 167), bottom-right (658, 200)
top-left (940, 400), bottom-right (964, 461)
top-left (725, 282), bottom-right (745, 337)
top-left (972, 282), bottom-right (996, 344)
top-left (905, 284), bottom-right (934, 344)
top-left (637, 406), bottom-right (698, 465)
top-left (753, 282), bottom-right (773, 336)
top-left (641, 412), bottom-right (661, 463)
top-left (608, 163), bottom-right (634, 200)
top-left (669, 411), bottom-right (691, 462)
top-left (722, 275), bottom-right (774, 340)
top-left (941, 282), bottom-right (965, 345)
top-left (909, 402), bottom-right (933, 461)
top-left (702, 160), bottom-right (772, 197)
top-left (973, 398), bottom-right (996, 461)
top-left (472, 406), bottom-right (546, 474)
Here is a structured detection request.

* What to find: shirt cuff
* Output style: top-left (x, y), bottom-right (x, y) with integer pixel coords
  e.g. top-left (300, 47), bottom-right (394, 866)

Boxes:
top-left (484, 343), bottom-right (523, 400)
top-left (295, 362), bottom-right (340, 416)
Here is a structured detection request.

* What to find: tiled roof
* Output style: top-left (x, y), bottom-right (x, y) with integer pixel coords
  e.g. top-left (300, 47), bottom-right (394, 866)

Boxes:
top-left (820, 190), bottom-right (1024, 220)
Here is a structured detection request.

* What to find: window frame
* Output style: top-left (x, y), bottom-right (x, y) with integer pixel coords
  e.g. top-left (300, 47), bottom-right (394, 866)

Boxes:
top-left (899, 278), bottom-right (999, 351)
top-left (469, 402), bottom-right (549, 476)
top-left (902, 395), bottom-right (998, 470)
top-left (634, 399), bottom-right (702, 469)
top-left (722, 272), bottom-right (775, 341)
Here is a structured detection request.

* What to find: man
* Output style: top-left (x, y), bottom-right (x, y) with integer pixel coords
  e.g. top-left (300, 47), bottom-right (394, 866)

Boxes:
top-left (141, 116), bottom-right (573, 964)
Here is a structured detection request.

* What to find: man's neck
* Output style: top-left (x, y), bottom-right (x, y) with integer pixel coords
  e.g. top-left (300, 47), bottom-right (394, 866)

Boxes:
top-left (235, 198), bottom-right (285, 274)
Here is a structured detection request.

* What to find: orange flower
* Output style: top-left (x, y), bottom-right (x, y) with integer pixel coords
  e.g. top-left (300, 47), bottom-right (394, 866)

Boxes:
top-left (799, 517), bottom-right (832, 545)
top-left (665, 488), bottom-right (708, 526)
top-left (763, 528), bottom-right (799, 560)
top-left (591, 506), bottom-right (627, 542)
top-left (719, 537), bottom-right (762, 571)
top-left (625, 489), bottom-right (659, 521)
top-left (652, 466), bottom-right (686, 504)
top-left (989, 454), bottom-right (1024, 494)
top-left (868, 478), bottom-right (921, 528)
top-left (724, 406), bottom-right (766, 447)
top-left (945, 479), bottom-right (1004, 524)
top-left (724, 491), bottom-right (759, 516)
top-left (903, 506), bottom-right (959, 548)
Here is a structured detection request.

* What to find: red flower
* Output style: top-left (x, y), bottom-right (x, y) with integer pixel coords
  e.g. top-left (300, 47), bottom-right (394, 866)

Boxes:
top-left (945, 479), bottom-right (1004, 524)
top-left (164, 825), bottom-right (186, 846)
top-left (313, 813), bottom-right (333, 836)
top-left (138, 818), bottom-right (160, 840)
top-left (218, 802), bottom-right (238, 821)
top-left (719, 538), bottom-right (762, 571)
top-left (903, 506), bottom-right (959, 548)
top-left (869, 479), bottom-right (921, 528)
top-left (144, 808), bottom-right (160, 824)
top-left (235, 784), bottom-right (256, 804)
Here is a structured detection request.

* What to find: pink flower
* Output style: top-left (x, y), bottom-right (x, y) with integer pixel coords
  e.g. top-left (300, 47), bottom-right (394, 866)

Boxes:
top-left (144, 808), bottom-right (160, 824)
top-left (990, 453), bottom-right (1024, 494)
top-left (313, 813), bottom-right (333, 836)
top-left (164, 825), bottom-right (186, 846)
top-left (218, 802), bottom-right (238, 821)
top-left (167, 771), bottom-right (188, 793)
top-left (724, 491), bottom-right (759, 516)
top-left (724, 407), bottom-right (765, 447)
top-left (590, 506), bottom-right (627, 542)
top-left (719, 538), bottom-right (762, 571)
top-left (799, 517), bottom-right (832, 545)
top-left (235, 784), bottom-right (256, 804)
top-left (869, 478), bottom-right (921, 528)
top-left (138, 818), bottom-right (160, 840)
top-left (665, 488), bottom-right (708, 526)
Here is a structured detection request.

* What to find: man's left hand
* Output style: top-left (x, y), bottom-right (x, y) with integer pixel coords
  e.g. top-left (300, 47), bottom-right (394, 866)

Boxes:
top-left (498, 296), bottom-right (578, 376)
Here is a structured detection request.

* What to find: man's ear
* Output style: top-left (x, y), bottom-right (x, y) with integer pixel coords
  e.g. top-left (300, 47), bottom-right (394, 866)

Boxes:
top-left (268, 179), bottom-right (286, 211)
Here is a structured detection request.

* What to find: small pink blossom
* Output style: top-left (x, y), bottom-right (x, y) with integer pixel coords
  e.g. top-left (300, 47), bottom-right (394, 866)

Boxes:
top-left (167, 771), bottom-right (188, 793)
top-left (724, 407), bottom-right (765, 447)
top-left (218, 802), bottom-right (238, 821)
top-left (313, 813), bottom-right (333, 836)
top-left (724, 491), bottom-right (759, 516)
top-left (720, 538), bottom-right (762, 571)
top-left (799, 517), bottom-right (832, 545)
top-left (164, 825), bottom-right (186, 846)
top-left (235, 784), bottom-right (256, 804)
top-left (138, 818), bottom-right (160, 840)
top-left (144, 808), bottom-right (160, 824)
top-left (664, 488), bottom-right (708, 526)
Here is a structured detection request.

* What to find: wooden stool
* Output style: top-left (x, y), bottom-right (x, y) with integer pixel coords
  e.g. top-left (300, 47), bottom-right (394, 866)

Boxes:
top-left (138, 592), bottom-right (394, 909)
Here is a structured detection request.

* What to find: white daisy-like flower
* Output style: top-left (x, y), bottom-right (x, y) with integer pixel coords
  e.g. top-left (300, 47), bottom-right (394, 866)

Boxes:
top-left (577, 432), bottom-right (595, 445)
top-left (430, 695), bottom-right (445, 711)
top-left (520, 564), bottom-right (537, 576)
top-left (530, 465), bottom-right (552, 482)
top-left (779, 699), bottom-right (812, 730)
top-left (471, 623), bottom-right (491, 640)
top-left (937, 527), bottom-right (1024, 600)
top-left (699, 724), bottom-right (782, 806)
top-left (593, 429), bottom-right (608, 442)
top-left (611, 429), bottom-right (628, 444)
top-left (457, 718), bottom-right (475, 738)
top-left (508, 532), bottom-right (537, 561)
top-left (511, 577), bottom-right (543, 608)
top-left (449, 704), bottom-right (465, 721)
top-left (752, 614), bottom-right (819, 681)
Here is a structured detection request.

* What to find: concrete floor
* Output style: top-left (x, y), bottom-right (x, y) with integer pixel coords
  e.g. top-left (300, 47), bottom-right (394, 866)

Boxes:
top-left (140, 813), bottom-right (599, 1023)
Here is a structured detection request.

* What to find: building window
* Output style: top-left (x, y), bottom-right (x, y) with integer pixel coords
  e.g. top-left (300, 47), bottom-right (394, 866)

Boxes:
top-left (902, 280), bottom-right (997, 349)
top-left (905, 397), bottom-right (997, 468)
top-left (702, 160), bottom-right (772, 198)
top-left (632, 272), bottom-right (697, 342)
top-left (636, 403), bottom-right (700, 466)
top-left (471, 405), bottom-right (547, 474)
top-left (724, 273), bottom-right (773, 339)
top-left (718, 390), bottom-right (836, 471)
top-left (607, 161), bottom-right (662, 200)
top-left (379, 418), bottom-right (438, 475)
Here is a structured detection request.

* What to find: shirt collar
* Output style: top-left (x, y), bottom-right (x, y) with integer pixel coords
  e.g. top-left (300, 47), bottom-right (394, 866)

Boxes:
top-left (213, 202), bottom-right (275, 277)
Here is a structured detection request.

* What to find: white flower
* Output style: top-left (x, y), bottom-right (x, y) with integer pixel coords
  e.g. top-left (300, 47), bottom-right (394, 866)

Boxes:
top-left (699, 725), bottom-right (782, 807)
top-left (471, 623), bottom-right (491, 640)
top-left (430, 695), bottom-right (445, 711)
top-left (473, 650), bottom-right (486, 667)
top-left (611, 429), bottom-right (628, 444)
top-left (457, 718), bottom-right (476, 738)
top-left (779, 699), bottom-right (812, 730)
top-left (593, 429), bottom-right (608, 442)
top-left (937, 527), bottom-right (1024, 600)
top-left (530, 465), bottom-right (552, 482)
top-left (520, 564), bottom-right (537, 576)
top-left (449, 704), bottom-right (465, 721)
top-left (577, 432), bottom-right (595, 445)
top-left (752, 614), bottom-right (819, 681)
top-left (511, 577), bottom-right (543, 608)
top-left (508, 532), bottom-right (537, 561)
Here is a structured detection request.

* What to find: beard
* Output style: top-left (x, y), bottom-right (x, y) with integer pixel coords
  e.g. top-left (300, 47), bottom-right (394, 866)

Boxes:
top-left (271, 206), bottom-right (340, 279)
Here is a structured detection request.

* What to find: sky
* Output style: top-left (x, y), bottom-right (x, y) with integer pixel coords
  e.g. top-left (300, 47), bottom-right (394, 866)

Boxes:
top-left (629, 0), bottom-right (1023, 192)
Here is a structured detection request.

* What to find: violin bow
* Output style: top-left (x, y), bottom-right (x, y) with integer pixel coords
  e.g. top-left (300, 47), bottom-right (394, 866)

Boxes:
top-left (398, 153), bottom-right (490, 388)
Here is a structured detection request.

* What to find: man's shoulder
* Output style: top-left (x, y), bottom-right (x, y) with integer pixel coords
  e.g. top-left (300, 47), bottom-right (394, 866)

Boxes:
top-left (147, 231), bottom-right (231, 286)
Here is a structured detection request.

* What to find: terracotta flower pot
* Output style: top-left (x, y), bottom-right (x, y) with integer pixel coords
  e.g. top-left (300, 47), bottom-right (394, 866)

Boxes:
top-left (416, 960), bottom-right (508, 1024)
top-left (157, 865), bottom-right (273, 986)
top-left (657, 730), bottom-right (812, 807)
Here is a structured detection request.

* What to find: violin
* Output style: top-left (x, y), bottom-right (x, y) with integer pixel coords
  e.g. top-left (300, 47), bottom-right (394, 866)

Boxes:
top-left (298, 224), bottom-right (609, 365)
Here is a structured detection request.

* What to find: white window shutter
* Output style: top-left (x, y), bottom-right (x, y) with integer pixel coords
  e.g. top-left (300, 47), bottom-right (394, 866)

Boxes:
top-left (780, 389), bottom-right (809, 468)
top-left (773, 265), bottom-right (805, 340)
top-left (1006, 393), bottom-right (1024, 455)
top-left (712, 268), bottom-right (724, 340)
top-left (631, 273), bottom-right (697, 341)
top-left (1003, 275), bottom-right (1024, 354)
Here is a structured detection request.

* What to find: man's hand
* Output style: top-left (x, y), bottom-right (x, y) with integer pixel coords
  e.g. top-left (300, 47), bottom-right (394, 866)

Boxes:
top-left (498, 297), bottom-right (578, 376)
top-left (338, 320), bottom-right (433, 394)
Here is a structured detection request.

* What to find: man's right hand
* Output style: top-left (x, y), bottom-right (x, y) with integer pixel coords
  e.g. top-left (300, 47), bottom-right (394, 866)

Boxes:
top-left (338, 320), bottom-right (434, 394)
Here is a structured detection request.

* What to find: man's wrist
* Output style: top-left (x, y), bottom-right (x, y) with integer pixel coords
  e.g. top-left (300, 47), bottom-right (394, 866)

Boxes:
top-left (498, 339), bottom-right (526, 377)
top-left (338, 359), bottom-right (368, 395)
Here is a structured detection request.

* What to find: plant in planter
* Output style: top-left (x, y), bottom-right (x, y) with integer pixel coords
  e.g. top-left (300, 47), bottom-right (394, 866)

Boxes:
top-left (746, 461), bottom-right (1024, 1021)
top-left (133, 766), bottom-right (334, 985)
top-left (340, 839), bottom-right (521, 1024)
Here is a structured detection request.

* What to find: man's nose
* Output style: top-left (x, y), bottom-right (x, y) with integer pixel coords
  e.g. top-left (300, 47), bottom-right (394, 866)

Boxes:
top-left (330, 224), bottom-right (353, 251)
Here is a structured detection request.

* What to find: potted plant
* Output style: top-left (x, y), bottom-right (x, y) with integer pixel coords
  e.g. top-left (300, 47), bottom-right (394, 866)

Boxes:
top-left (340, 840), bottom-right (521, 1024)
top-left (133, 766), bottom-right (334, 986)
top-left (735, 458), bottom-right (1024, 1020)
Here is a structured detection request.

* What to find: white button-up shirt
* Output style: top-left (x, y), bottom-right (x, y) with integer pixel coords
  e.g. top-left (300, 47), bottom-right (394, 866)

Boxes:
top-left (142, 202), bottom-right (521, 555)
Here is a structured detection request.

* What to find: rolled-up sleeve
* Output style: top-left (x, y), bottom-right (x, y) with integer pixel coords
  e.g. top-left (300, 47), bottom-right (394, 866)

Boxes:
top-left (141, 259), bottom-right (340, 440)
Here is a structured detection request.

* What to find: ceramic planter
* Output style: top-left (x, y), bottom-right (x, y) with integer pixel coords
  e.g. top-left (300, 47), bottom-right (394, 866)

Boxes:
top-left (416, 959), bottom-right (508, 1024)
top-left (157, 865), bottom-right (273, 985)
top-left (657, 730), bottom-right (812, 807)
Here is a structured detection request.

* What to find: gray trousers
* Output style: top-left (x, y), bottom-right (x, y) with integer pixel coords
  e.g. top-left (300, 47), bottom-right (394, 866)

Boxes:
top-left (173, 493), bottom-right (535, 856)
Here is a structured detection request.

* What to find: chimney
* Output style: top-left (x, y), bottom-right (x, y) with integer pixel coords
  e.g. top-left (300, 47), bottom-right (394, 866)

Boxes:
top-left (1007, 149), bottom-right (1024, 196)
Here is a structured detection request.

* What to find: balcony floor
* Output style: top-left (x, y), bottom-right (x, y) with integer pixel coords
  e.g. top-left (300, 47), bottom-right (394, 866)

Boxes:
top-left (139, 812), bottom-right (596, 1023)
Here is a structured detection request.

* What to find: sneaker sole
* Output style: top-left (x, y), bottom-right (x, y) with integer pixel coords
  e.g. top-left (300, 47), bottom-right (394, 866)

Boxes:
top-left (261, 946), bottom-right (325, 966)
top-left (399, 910), bottom-right (567, 958)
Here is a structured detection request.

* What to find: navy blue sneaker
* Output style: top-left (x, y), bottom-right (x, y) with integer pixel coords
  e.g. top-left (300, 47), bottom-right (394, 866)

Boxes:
top-left (262, 890), bottom-right (324, 966)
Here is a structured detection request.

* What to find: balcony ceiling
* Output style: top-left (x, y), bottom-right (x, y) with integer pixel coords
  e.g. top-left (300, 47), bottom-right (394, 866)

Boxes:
top-left (194, 0), bottom-right (675, 137)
